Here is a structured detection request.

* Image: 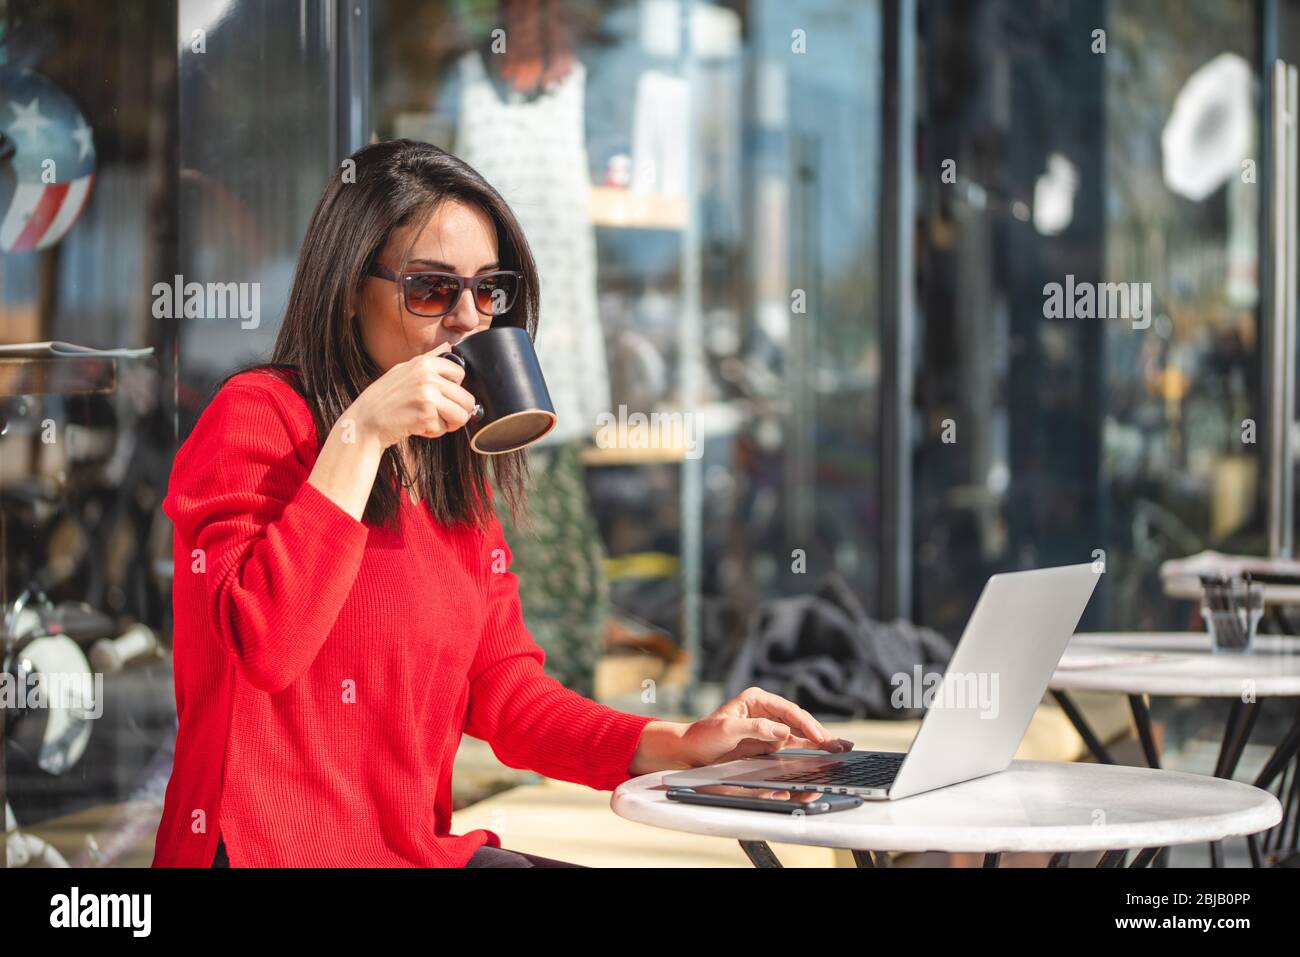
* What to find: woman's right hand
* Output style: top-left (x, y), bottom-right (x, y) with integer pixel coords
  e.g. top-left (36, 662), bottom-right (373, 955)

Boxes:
top-left (347, 343), bottom-right (478, 448)
top-left (308, 344), bottom-right (479, 521)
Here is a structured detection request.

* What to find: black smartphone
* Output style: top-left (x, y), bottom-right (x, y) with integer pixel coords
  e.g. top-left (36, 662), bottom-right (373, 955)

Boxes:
top-left (665, 784), bottom-right (864, 815)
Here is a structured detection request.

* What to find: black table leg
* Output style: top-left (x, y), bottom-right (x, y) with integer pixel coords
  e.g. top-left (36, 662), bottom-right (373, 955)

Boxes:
top-left (1207, 699), bottom-right (1261, 867)
top-left (1119, 694), bottom-right (1173, 867)
top-left (983, 853), bottom-right (1000, 868)
top-left (1053, 690), bottom-right (1116, 764)
top-left (1129, 694), bottom-right (1161, 769)
top-left (1214, 700), bottom-right (1260, 777)
top-left (1129, 848), bottom-right (1162, 868)
top-left (850, 849), bottom-right (890, 868)
top-left (1254, 705), bottom-right (1300, 789)
top-left (1248, 833), bottom-right (1265, 867)
top-left (739, 840), bottom-right (783, 868)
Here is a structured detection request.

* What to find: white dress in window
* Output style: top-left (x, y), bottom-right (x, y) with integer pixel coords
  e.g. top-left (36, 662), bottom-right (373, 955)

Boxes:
top-left (455, 51), bottom-right (610, 446)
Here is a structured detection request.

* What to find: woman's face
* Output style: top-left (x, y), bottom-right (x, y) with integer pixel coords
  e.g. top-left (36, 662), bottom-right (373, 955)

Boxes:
top-left (358, 198), bottom-right (500, 372)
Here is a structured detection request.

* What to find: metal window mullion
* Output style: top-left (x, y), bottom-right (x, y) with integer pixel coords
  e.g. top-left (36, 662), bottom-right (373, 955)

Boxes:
top-left (1268, 59), bottom-right (1297, 558)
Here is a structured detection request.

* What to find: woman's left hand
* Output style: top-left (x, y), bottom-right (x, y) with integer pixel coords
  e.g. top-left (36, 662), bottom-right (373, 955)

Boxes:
top-left (629, 687), bottom-right (854, 775)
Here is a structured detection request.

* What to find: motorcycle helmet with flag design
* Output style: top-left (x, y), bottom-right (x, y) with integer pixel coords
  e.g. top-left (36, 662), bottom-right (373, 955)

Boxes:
top-left (0, 66), bottom-right (96, 253)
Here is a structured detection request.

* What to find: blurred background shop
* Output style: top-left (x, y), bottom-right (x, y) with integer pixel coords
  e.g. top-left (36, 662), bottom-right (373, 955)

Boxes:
top-left (4, 0), bottom-right (1300, 866)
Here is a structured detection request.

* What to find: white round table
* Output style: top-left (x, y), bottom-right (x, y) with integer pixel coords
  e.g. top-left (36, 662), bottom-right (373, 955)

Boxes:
top-left (1049, 632), bottom-right (1300, 866)
top-left (611, 761), bottom-right (1281, 868)
top-left (1054, 633), bottom-right (1300, 698)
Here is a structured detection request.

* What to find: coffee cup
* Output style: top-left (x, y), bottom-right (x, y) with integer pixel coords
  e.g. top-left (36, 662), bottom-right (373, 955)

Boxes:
top-left (442, 326), bottom-right (557, 454)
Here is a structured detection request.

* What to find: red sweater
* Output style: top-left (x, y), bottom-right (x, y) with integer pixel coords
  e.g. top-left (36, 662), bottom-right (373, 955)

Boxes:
top-left (152, 369), bottom-right (657, 867)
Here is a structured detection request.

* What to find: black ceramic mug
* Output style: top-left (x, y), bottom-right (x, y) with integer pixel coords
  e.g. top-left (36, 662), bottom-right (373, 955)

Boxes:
top-left (442, 326), bottom-right (557, 454)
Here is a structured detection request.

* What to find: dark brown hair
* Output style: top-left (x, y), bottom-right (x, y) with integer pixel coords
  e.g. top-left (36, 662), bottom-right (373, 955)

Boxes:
top-left (225, 139), bottom-right (537, 531)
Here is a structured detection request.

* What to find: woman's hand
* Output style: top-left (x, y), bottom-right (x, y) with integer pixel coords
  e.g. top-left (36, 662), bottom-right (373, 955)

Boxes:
top-left (348, 342), bottom-right (478, 447)
top-left (307, 343), bottom-right (478, 520)
top-left (628, 687), bottom-right (854, 776)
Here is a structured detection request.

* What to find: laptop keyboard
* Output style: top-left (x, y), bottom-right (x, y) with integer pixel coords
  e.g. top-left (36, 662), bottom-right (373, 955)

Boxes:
top-left (767, 751), bottom-right (906, 790)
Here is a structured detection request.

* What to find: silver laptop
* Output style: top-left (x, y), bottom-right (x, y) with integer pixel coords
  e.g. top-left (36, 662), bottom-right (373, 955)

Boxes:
top-left (664, 563), bottom-right (1099, 800)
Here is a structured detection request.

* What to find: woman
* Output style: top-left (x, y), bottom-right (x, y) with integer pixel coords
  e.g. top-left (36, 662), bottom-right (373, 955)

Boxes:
top-left (153, 139), bottom-right (851, 868)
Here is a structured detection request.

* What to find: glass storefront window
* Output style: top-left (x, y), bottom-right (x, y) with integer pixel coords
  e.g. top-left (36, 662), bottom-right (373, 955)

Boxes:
top-left (3, 0), bottom-right (344, 869)
top-left (2, 0), bottom-right (177, 867)
top-left (914, 0), bottom-right (1264, 637)
top-left (1102, 0), bottom-right (1262, 628)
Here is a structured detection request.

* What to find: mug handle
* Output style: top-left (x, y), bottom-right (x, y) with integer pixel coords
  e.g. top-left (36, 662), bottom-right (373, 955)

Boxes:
top-left (441, 350), bottom-right (485, 421)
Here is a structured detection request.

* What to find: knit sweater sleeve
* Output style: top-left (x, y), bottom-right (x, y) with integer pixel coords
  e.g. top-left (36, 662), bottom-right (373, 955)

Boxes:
top-left (164, 377), bottom-right (370, 694)
top-left (464, 512), bottom-right (658, 791)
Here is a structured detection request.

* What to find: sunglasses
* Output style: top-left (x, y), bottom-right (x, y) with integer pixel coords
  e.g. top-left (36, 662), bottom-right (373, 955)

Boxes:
top-left (368, 263), bottom-right (523, 319)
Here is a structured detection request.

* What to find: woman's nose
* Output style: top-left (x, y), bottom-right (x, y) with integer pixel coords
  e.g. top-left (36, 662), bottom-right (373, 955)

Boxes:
top-left (442, 288), bottom-right (480, 332)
